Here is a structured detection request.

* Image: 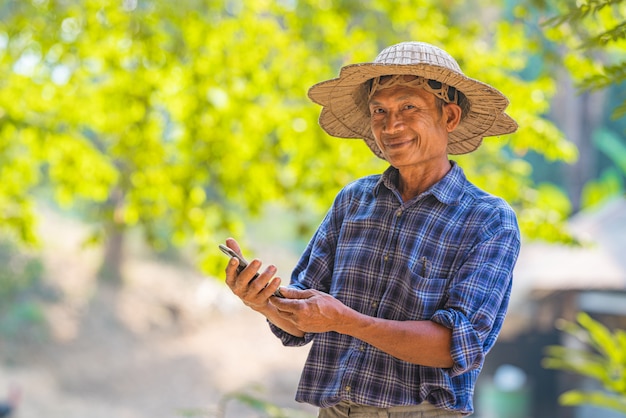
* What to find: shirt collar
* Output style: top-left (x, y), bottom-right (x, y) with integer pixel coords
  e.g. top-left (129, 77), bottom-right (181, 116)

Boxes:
top-left (374, 161), bottom-right (465, 206)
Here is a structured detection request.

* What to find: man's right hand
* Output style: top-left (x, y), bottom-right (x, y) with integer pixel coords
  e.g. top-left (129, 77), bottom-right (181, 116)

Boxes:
top-left (223, 238), bottom-right (282, 312)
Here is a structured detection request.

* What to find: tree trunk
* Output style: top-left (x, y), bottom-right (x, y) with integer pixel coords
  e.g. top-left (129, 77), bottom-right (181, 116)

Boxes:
top-left (98, 187), bottom-right (126, 284)
top-left (551, 67), bottom-right (605, 213)
top-left (99, 225), bottom-right (125, 284)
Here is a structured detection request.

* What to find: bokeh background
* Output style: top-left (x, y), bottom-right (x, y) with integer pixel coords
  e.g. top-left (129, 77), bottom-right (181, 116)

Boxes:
top-left (0, 1), bottom-right (625, 417)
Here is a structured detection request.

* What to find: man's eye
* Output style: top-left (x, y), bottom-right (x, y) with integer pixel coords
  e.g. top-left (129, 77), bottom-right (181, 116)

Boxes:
top-left (372, 108), bottom-right (385, 114)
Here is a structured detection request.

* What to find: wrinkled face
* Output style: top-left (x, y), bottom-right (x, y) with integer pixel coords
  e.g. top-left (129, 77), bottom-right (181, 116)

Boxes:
top-left (368, 82), bottom-right (460, 169)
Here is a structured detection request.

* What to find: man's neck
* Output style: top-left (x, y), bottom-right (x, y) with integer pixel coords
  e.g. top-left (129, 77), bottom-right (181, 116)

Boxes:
top-left (396, 160), bottom-right (452, 201)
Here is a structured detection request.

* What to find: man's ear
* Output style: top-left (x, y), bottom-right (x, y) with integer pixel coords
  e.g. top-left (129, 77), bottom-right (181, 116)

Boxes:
top-left (444, 103), bottom-right (462, 132)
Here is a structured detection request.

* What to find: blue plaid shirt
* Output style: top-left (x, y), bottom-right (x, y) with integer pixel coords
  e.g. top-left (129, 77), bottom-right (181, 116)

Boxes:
top-left (270, 162), bottom-right (520, 415)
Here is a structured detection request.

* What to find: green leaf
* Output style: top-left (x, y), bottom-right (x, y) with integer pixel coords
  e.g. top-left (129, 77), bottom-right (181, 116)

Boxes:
top-left (543, 312), bottom-right (626, 413)
top-left (560, 390), bottom-right (626, 413)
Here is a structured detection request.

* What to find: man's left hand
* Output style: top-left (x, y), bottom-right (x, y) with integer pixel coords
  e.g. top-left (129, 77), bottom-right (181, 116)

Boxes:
top-left (269, 288), bottom-right (349, 334)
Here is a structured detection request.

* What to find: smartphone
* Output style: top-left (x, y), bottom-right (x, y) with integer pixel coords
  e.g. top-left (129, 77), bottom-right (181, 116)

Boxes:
top-left (219, 244), bottom-right (283, 298)
top-left (219, 244), bottom-right (254, 275)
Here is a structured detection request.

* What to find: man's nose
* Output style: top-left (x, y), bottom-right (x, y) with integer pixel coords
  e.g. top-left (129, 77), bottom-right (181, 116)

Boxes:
top-left (383, 111), bottom-right (404, 134)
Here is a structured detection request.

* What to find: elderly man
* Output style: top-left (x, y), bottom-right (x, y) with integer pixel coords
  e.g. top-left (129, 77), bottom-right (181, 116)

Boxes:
top-left (224, 41), bottom-right (520, 417)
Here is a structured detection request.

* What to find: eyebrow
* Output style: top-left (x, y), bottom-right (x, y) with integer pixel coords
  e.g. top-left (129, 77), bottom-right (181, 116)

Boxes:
top-left (369, 94), bottom-right (421, 106)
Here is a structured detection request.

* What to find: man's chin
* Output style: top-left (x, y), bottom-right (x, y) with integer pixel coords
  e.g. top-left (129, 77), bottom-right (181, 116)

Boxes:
top-left (385, 155), bottom-right (415, 168)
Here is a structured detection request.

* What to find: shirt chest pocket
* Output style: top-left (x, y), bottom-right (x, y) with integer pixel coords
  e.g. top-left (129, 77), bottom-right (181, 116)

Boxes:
top-left (406, 256), bottom-right (450, 317)
top-left (379, 257), bottom-right (451, 320)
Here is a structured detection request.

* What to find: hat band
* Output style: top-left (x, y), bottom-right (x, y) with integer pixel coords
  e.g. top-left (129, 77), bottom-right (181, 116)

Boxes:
top-left (368, 75), bottom-right (459, 105)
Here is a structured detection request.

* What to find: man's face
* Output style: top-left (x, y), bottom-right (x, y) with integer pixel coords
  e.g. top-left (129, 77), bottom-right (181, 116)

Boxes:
top-left (368, 82), bottom-right (459, 169)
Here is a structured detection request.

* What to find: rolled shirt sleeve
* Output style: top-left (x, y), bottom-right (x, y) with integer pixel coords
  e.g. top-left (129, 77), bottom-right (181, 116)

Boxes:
top-left (431, 215), bottom-right (520, 377)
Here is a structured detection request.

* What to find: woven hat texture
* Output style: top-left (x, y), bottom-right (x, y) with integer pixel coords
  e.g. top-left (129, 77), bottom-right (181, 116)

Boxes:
top-left (308, 41), bottom-right (518, 158)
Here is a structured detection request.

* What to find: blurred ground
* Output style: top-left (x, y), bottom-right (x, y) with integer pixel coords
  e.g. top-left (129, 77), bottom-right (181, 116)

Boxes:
top-left (0, 209), bottom-right (315, 418)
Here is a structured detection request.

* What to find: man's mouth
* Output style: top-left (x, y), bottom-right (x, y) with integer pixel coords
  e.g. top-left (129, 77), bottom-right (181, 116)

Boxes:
top-left (384, 138), bottom-right (412, 149)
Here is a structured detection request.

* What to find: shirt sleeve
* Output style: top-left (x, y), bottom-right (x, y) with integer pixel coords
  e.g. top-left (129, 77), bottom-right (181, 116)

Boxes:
top-left (430, 207), bottom-right (520, 378)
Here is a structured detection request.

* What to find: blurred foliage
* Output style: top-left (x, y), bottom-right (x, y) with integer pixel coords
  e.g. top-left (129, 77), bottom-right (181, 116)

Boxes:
top-left (0, 239), bottom-right (46, 337)
top-left (0, 241), bottom-right (42, 301)
top-left (543, 312), bottom-right (626, 414)
top-left (216, 390), bottom-right (315, 418)
top-left (582, 128), bottom-right (626, 207)
top-left (177, 386), bottom-right (315, 417)
top-left (542, 0), bottom-right (626, 111)
top-left (532, 5), bottom-right (626, 416)
top-left (525, 0), bottom-right (626, 209)
top-left (0, 0), bottom-right (578, 277)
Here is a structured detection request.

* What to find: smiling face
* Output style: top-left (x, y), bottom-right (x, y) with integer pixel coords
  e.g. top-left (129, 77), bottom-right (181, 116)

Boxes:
top-left (368, 80), bottom-right (462, 171)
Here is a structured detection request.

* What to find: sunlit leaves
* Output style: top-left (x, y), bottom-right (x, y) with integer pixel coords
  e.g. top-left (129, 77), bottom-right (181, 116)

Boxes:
top-left (44, 133), bottom-right (118, 206)
top-left (542, 0), bottom-right (626, 116)
top-left (0, 0), bottom-right (582, 277)
top-left (580, 128), bottom-right (626, 208)
top-left (582, 167), bottom-right (624, 208)
top-left (541, 0), bottom-right (626, 212)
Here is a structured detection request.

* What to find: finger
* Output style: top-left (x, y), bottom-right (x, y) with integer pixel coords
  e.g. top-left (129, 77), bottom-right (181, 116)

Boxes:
top-left (224, 256), bottom-right (241, 289)
top-left (270, 294), bottom-right (304, 313)
top-left (225, 237), bottom-right (244, 258)
top-left (238, 259), bottom-right (263, 289)
top-left (247, 263), bottom-right (277, 295)
top-left (264, 276), bottom-right (283, 298)
top-left (277, 287), bottom-right (316, 299)
top-left (226, 258), bottom-right (261, 296)
top-left (272, 284), bottom-right (286, 298)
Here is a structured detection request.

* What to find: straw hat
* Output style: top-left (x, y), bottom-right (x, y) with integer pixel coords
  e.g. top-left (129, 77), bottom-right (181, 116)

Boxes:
top-left (308, 41), bottom-right (518, 158)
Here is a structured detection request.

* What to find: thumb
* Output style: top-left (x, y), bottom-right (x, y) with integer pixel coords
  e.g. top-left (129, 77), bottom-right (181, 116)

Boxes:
top-left (277, 287), bottom-right (316, 300)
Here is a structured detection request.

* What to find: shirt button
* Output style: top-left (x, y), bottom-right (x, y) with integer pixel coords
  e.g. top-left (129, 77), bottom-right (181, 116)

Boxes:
top-left (359, 345), bottom-right (365, 352)
top-left (345, 385), bottom-right (351, 392)
top-left (396, 210), bottom-right (403, 217)
top-left (383, 254), bottom-right (389, 262)
top-left (371, 302), bottom-right (378, 308)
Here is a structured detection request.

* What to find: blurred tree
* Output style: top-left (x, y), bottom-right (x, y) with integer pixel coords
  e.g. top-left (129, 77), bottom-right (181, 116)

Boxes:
top-left (543, 312), bottom-right (626, 414)
top-left (524, 0), bottom-right (626, 210)
top-left (531, 3), bottom-right (626, 414)
top-left (0, 0), bottom-right (577, 280)
top-left (543, 0), bottom-right (626, 108)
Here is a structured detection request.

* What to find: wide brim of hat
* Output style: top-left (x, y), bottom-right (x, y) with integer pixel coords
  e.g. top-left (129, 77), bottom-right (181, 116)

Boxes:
top-left (308, 62), bottom-right (518, 158)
